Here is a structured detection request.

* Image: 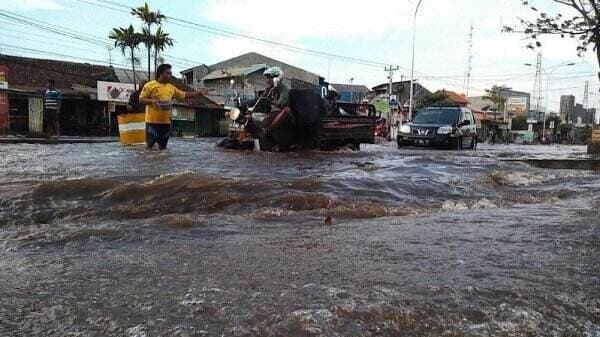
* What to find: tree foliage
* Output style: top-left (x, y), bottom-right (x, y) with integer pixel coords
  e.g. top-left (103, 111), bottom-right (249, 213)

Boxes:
top-left (132, 2), bottom-right (167, 79)
top-left (109, 25), bottom-right (142, 89)
top-left (152, 26), bottom-right (174, 73)
top-left (503, 1), bottom-right (600, 75)
top-left (416, 91), bottom-right (456, 109)
top-left (483, 85), bottom-right (509, 111)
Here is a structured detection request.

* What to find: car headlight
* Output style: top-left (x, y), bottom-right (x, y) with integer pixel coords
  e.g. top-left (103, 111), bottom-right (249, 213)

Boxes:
top-left (437, 126), bottom-right (453, 135)
top-left (400, 125), bottom-right (411, 134)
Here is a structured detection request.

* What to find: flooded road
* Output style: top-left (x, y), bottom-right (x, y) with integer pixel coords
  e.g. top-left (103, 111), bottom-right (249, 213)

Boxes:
top-left (1, 140), bottom-right (599, 337)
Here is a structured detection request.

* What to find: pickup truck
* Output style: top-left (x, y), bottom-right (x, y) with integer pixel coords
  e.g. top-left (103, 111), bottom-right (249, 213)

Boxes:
top-left (217, 90), bottom-right (378, 151)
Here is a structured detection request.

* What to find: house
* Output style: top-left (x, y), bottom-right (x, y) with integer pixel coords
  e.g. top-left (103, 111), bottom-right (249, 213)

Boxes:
top-left (0, 54), bottom-right (117, 136)
top-left (181, 52), bottom-right (327, 105)
top-left (329, 83), bottom-right (371, 103)
top-left (437, 89), bottom-right (469, 107)
top-left (468, 95), bottom-right (509, 141)
top-left (0, 54), bottom-right (221, 137)
top-left (370, 80), bottom-right (432, 111)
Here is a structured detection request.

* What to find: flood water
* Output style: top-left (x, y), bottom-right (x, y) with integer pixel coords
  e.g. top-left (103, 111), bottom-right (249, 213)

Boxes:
top-left (1, 140), bottom-right (598, 337)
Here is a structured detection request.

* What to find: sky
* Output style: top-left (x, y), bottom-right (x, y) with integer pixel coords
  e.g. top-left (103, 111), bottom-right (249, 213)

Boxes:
top-left (1, 0), bottom-right (599, 112)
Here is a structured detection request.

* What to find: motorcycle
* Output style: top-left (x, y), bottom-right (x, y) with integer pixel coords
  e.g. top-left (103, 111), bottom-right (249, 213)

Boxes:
top-left (217, 95), bottom-right (272, 151)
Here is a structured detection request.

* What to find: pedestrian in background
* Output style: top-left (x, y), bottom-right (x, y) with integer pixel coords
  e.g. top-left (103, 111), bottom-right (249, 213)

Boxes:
top-left (43, 79), bottom-right (62, 136)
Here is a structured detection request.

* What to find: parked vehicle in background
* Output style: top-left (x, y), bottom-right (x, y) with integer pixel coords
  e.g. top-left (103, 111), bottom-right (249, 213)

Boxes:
top-left (397, 106), bottom-right (478, 150)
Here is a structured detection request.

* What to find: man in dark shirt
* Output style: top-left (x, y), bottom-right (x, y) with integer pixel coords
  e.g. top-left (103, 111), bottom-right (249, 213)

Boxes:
top-left (43, 80), bottom-right (62, 136)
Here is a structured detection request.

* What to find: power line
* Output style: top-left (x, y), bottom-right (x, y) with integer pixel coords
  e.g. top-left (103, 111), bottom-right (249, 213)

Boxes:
top-left (0, 44), bottom-right (130, 67)
top-left (0, 9), bottom-right (203, 70)
top-left (74, 0), bottom-right (403, 69)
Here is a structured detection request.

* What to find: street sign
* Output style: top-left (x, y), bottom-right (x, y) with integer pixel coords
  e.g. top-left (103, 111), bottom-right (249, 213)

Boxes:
top-left (549, 121), bottom-right (555, 129)
top-left (527, 119), bottom-right (537, 124)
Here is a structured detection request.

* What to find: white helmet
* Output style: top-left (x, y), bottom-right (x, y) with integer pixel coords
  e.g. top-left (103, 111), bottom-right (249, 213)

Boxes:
top-left (263, 66), bottom-right (284, 80)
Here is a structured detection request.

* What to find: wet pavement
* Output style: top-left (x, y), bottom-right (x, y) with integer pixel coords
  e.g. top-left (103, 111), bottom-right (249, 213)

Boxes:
top-left (0, 139), bottom-right (599, 336)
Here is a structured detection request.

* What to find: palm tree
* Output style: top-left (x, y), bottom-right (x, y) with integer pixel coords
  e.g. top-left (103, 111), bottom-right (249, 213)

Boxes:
top-left (152, 26), bottom-right (174, 73)
top-left (109, 25), bottom-right (142, 89)
top-left (131, 2), bottom-right (166, 80)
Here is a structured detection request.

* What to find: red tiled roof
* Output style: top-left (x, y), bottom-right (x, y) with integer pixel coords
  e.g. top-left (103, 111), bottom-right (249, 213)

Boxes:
top-left (442, 90), bottom-right (469, 105)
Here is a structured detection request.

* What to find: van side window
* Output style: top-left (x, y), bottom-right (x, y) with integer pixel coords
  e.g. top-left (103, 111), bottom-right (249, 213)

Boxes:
top-left (463, 111), bottom-right (471, 122)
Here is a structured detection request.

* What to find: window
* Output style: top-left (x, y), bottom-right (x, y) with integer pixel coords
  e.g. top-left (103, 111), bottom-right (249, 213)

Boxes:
top-left (463, 111), bottom-right (473, 123)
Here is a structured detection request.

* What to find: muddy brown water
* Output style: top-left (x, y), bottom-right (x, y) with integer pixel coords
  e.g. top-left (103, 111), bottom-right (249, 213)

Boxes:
top-left (0, 140), bottom-right (599, 337)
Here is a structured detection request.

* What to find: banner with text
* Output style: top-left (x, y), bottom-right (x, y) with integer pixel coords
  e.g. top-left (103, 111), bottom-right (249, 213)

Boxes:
top-left (97, 81), bottom-right (136, 103)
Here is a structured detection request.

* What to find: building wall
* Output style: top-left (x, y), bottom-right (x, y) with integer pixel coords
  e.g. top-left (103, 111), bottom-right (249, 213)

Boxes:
top-left (181, 65), bottom-right (210, 91)
top-left (560, 95), bottom-right (575, 122)
top-left (572, 103), bottom-right (595, 125)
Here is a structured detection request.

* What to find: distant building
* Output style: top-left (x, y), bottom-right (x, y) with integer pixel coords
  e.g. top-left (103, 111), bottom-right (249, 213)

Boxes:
top-left (560, 95), bottom-right (575, 123)
top-left (181, 52), bottom-right (326, 105)
top-left (572, 103), bottom-right (595, 126)
top-left (500, 89), bottom-right (531, 120)
top-left (370, 80), bottom-right (431, 111)
top-left (329, 83), bottom-right (370, 103)
top-left (0, 54), bottom-right (219, 136)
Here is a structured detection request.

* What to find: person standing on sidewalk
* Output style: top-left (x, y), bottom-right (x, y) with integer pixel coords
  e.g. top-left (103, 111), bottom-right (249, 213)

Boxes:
top-left (139, 64), bottom-right (207, 150)
top-left (43, 80), bottom-right (62, 136)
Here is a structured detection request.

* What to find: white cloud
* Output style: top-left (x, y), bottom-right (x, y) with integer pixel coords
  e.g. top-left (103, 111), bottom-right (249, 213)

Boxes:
top-left (0, 0), bottom-right (63, 10)
top-left (200, 0), bottom-right (415, 40)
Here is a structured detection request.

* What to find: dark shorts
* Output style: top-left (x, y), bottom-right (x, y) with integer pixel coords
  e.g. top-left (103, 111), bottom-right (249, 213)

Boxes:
top-left (44, 109), bottom-right (58, 134)
top-left (146, 123), bottom-right (171, 149)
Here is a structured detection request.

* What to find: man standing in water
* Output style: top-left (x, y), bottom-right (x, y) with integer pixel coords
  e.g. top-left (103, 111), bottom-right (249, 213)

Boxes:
top-left (139, 64), bottom-right (207, 150)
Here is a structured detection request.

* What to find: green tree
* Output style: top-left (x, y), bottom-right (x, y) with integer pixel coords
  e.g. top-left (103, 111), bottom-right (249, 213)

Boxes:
top-left (504, 1), bottom-right (600, 79)
top-left (511, 115), bottom-right (528, 130)
top-left (152, 26), bottom-right (174, 73)
top-left (581, 125), bottom-right (593, 143)
top-left (131, 2), bottom-right (166, 80)
top-left (109, 25), bottom-right (142, 89)
top-left (416, 91), bottom-right (455, 109)
top-left (483, 85), bottom-right (508, 120)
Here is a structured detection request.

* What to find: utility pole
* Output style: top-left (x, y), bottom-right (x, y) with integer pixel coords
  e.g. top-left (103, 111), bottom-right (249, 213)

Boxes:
top-left (409, 0), bottom-right (424, 122)
top-left (349, 77), bottom-right (354, 103)
top-left (107, 46), bottom-right (113, 67)
top-left (327, 57), bottom-right (331, 83)
top-left (464, 23), bottom-right (474, 97)
top-left (531, 52), bottom-right (543, 134)
top-left (385, 65), bottom-right (399, 131)
top-left (584, 80), bottom-right (589, 125)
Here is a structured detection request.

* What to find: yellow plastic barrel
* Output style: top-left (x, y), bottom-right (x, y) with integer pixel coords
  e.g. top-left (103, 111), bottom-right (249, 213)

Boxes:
top-left (117, 113), bottom-right (146, 145)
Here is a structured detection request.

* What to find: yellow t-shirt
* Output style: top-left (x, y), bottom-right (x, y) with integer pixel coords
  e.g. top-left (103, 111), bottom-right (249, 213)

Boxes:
top-left (139, 80), bottom-right (186, 124)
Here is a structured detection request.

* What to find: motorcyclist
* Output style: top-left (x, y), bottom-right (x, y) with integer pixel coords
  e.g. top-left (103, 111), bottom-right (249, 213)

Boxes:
top-left (245, 66), bottom-right (295, 150)
top-left (325, 85), bottom-right (339, 115)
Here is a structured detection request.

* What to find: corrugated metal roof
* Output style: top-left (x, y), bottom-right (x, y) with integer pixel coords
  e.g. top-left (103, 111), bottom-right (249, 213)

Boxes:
top-left (113, 68), bottom-right (153, 84)
top-left (202, 64), bottom-right (267, 81)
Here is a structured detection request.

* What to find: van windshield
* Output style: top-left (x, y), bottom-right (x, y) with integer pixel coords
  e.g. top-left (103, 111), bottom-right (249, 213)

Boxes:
top-left (413, 108), bottom-right (460, 125)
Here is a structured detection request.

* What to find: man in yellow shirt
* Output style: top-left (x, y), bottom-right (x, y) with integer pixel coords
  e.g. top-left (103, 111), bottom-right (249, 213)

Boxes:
top-left (139, 64), bottom-right (207, 149)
